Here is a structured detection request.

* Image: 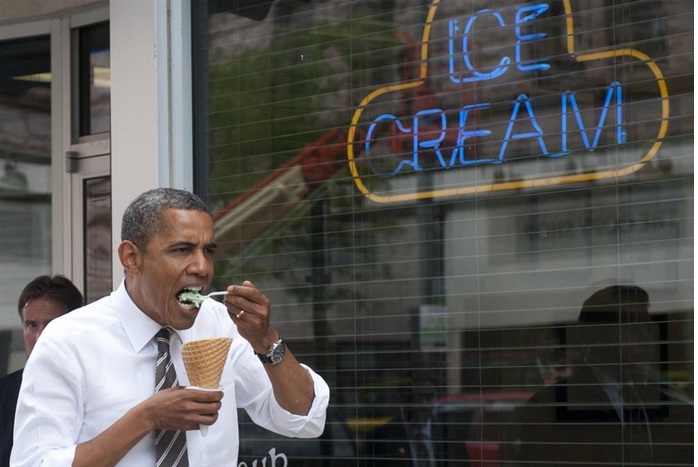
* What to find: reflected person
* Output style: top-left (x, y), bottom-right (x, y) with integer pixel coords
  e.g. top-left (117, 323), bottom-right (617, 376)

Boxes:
top-left (0, 275), bottom-right (83, 467)
top-left (362, 377), bottom-right (450, 467)
top-left (508, 284), bottom-right (693, 466)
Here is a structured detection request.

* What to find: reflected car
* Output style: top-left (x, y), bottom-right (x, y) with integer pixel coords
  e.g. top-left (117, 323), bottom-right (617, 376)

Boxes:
top-left (433, 391), bottom-right (534, 467)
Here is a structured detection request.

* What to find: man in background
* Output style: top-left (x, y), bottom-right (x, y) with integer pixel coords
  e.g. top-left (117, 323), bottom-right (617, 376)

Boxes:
top-left (507, 284), bottom-right (693, 466)
top-left (362, 376), bottom-right (452, 467)
top-left (0, 275), bottom-right (83, 467)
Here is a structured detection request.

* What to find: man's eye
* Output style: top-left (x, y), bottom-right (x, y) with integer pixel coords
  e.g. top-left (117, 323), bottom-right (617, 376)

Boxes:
top-left (204, 247), bottom-right (217, 256)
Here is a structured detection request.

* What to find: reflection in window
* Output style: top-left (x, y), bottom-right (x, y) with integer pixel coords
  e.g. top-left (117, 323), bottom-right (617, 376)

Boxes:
top-left (78, 22), bottom-right (110, 137)
top-left (84, 176), bottom-right (112, 303)
top-left (197, 1), bottom-right (694, 466)
top-left (0, 35), bottom-right (52, 342)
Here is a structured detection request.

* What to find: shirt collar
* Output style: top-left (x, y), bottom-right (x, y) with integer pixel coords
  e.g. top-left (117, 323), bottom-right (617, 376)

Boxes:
top-left (114, 280), bottom-right (165, 352)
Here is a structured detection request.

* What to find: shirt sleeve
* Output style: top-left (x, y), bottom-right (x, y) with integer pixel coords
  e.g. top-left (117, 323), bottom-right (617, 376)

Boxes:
top-left (232, 345), bottom-right (330, 439)
top-left (11, 335), bottom-right (81, 467)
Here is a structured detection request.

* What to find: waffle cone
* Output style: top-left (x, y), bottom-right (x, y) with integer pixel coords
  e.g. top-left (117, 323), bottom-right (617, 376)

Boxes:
top-left (181, 337), bottom-right (232, 389)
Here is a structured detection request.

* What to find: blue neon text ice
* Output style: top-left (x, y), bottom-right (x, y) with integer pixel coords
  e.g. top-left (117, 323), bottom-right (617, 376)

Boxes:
top-left (364, 2), bottom-right (626, 177)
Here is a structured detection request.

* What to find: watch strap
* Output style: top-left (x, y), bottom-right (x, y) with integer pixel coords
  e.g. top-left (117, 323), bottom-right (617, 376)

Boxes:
top-left (256, 352), bottom-right (274, 364)
top-left (255, 337), bottom-right (284, 364)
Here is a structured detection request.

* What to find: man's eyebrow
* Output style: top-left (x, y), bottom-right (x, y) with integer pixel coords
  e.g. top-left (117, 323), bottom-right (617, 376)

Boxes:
top-left (170, 241), bottom-right (197, 249)
top-left (169, 241), bottom-right (218, 250)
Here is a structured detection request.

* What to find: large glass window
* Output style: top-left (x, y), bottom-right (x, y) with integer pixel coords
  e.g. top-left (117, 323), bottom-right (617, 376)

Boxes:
top-left (0, 35), bottom-right (51, 373)
top-left (195, 1), bottom-right (693, 465)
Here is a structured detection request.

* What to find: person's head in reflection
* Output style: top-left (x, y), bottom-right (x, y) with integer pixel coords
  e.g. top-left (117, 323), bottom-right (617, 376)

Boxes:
top-left (575, 284), bottom-right (656, 384)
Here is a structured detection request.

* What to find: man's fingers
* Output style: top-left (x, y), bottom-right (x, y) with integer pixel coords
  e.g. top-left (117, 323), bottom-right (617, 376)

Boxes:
top-left (184, 388), bottom-right (224, 402)
top-left (225, 289), bottom-right (269, 321)
top-left (151, 388), bottom-right (223, 430)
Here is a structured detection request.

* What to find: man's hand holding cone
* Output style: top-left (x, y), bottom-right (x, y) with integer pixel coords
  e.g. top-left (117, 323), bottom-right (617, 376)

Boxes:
top-left (181, 337), bottom-right (232, 435)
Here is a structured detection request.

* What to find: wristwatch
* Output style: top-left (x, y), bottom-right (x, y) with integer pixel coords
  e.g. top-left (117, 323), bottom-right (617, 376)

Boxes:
top-left (255, 337), bottom-right (286, 365)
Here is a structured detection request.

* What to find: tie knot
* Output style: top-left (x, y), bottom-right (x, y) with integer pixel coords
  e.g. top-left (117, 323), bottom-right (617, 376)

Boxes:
top-left (156, 328), bottom-right (172, 353)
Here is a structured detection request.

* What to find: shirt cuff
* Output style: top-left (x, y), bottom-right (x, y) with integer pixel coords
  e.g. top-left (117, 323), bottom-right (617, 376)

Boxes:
top-left (270, 364), bottom-right (330, 438)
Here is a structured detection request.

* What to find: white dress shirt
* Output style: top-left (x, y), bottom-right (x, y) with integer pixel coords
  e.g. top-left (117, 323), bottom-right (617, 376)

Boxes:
top-left (11, 281), bottom-right (330, 466)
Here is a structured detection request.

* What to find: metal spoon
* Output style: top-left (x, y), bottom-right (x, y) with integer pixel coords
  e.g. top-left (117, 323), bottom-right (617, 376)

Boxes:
top-left (205, 291), bottom-right (228, 299)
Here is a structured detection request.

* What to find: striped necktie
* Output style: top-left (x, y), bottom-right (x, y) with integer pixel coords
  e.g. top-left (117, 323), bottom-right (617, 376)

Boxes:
top-left (155, 328), bottom-right (189, 466)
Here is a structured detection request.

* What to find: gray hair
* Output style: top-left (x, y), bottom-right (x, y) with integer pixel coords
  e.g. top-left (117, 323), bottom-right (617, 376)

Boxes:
top-left (121, 188), bottom-right (209, 249)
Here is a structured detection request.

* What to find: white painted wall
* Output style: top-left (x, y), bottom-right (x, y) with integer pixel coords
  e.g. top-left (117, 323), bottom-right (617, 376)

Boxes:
top-left (109, 0), bottom-right (193, 288)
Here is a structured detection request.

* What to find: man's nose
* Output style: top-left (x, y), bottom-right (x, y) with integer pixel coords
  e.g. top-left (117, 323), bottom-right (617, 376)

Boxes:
top-left (188, 249), bottom-right (212, 275)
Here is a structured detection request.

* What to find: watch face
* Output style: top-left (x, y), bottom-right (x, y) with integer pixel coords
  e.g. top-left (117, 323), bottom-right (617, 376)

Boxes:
top-left (270, 340), bottom-right (286, 364)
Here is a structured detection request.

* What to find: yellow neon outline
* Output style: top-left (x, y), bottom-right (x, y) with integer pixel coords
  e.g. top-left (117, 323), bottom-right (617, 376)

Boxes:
top-left (346, 0), bottom-right (669, 203)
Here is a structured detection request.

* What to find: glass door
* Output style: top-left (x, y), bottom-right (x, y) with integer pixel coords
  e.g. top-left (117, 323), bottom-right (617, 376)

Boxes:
top-left (0, 33), bottom-right (51, 374)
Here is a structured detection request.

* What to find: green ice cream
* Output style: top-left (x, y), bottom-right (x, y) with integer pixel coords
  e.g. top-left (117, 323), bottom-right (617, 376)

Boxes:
top-left (177, 289), bottom-right (205, 308)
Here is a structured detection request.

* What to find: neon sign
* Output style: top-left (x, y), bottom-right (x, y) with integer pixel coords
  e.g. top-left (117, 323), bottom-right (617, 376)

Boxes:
top-left (347, 0), bottom-right (669, 203)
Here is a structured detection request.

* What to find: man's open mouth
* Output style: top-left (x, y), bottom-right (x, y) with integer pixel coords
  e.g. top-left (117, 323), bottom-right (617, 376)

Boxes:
top-left (176, 287), bottom-right (206, 308)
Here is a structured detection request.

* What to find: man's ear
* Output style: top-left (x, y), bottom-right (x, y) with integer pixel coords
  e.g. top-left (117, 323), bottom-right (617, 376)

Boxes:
top-left (118, 240), bottom-right (142, 274)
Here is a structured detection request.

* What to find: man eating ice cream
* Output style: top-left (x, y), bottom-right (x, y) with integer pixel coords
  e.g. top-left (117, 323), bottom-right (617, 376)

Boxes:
top-left (11, 188), bottom-right (329, 467)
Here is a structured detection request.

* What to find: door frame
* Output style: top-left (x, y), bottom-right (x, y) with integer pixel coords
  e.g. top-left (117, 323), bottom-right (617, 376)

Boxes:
top-left (57, 7), bottom-right (111, 294)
